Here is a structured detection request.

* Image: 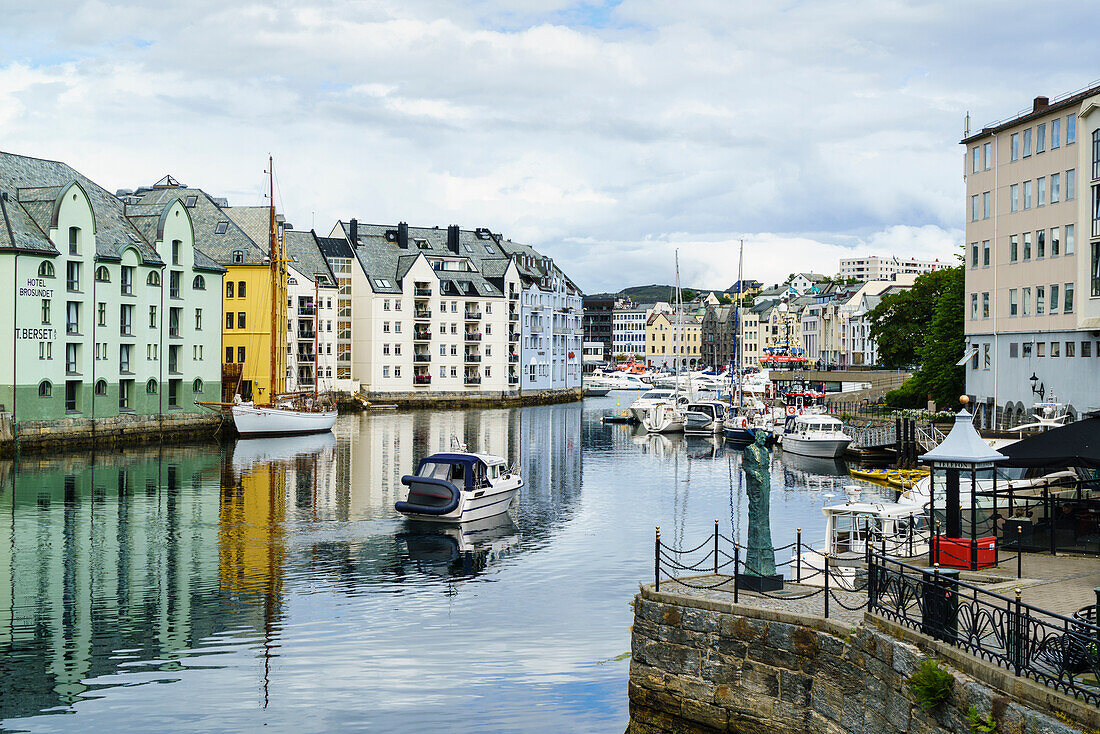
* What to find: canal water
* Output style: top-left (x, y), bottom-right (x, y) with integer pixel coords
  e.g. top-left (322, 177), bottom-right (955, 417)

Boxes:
top-left (0, 394), bottom-right (884, 732)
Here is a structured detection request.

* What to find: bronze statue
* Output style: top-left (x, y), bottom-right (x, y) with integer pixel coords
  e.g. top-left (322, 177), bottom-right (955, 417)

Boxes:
top-left (740, 431), bottom-right (777, 579)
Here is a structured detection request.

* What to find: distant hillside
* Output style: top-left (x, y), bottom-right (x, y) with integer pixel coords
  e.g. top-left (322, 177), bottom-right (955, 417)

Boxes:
top-left (588, 283), bottom-right (709, 302)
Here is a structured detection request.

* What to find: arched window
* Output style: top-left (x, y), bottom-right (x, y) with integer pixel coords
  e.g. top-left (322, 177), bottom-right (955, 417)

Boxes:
top-left (94, 379), bottom-right (108, 396)
top-left (192, 378), bottom-right (203, 393)
top-left (193, 275), bottom-right (206, 290)
top-left (38, 261), bottom-right (55, 278)
top-left (238, 281), bottom-right (246, 298)
top-left (95, 266), bottom-right (110, 282)
top-left (147, 271), bottom-right (161, 286)
top-left (146, 379), bottom-right (158, 395)
top-left (38, 380), bottom-right (52, 397)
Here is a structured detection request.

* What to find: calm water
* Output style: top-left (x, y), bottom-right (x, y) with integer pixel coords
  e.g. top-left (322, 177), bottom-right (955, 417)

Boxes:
top-left (0, 394), bottom-right (884, 733)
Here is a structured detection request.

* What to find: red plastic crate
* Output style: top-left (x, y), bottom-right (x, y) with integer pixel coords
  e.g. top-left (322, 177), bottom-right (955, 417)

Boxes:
top-left (932, 536), bottom-right (996, 570)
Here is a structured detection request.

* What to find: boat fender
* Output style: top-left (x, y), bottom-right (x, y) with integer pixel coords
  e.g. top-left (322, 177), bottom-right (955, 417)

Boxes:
top-left (395, 476), bottom-right (461, 516)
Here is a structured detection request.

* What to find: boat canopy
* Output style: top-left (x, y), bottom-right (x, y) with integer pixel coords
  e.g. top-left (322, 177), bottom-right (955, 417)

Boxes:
top-left (415, 453), bottom-right (502, 490)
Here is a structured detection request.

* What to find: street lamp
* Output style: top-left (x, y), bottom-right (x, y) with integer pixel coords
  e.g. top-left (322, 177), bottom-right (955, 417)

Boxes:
top-left (1029, 373), bottom-right (1045, 401)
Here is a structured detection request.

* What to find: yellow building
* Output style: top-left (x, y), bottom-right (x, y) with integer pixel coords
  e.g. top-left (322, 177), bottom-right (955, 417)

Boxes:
top-left (646, 311), bottom-right (702, 369)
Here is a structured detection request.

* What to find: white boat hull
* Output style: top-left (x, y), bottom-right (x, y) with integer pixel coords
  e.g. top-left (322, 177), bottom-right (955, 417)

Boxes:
top-left (781, 436), bottom-right (850, 458)
top-left (400, 481), bottom-right (522, 523)
top-left (232, 404), bottom-right (338, 436)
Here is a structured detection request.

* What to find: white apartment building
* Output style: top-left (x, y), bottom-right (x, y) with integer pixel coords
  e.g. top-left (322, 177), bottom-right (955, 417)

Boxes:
top-left (738, 309), bottom-right (761, 367)
top-left (839, 256), bottom-right (950, 282)
top-left (582, 341), bottom-right (604, 372)
top-left (283, 230), bottom-right (340, 393)
top-left (612, 305), bottom-right (647, 358)
top-left (964, 88), bottom-right (1100, 425)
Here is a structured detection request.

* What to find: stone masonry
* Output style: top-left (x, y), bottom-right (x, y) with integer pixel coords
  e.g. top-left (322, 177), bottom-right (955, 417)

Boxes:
top-left (629, 587), bottom-right (1095, 734)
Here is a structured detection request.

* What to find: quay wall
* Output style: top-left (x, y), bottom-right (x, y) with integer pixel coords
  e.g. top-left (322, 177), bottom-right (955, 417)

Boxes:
top-left (1, 411), bottom-right (227, 455)
top-left (356, 387), bottom-right (583, 409)
top-left (629, 585), bottom-right (1096, 734)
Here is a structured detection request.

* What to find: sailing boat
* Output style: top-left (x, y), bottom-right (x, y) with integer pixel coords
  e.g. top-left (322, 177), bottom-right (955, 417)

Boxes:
top-left (643, 252), bottom-right (687, 433)
top-left (201, 157), bottom-right (338, 437)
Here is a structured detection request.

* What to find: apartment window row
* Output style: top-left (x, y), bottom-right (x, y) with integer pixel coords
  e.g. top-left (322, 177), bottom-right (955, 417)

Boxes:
top-left (970, 191), bottom-right (992, 222)
top-left (1008, 170), bottom-right (1075, 212)
top-left (1009, 113), bottom-right (1075, 162)
top-left (970, 141), bottom-right (992, 173)
top-left (1009, 340), bottom-right (1095, 359)
top-left (1005, 283), bottom-right (1075, 317)
top-left (1005, 224), bottom-right (1077, 265)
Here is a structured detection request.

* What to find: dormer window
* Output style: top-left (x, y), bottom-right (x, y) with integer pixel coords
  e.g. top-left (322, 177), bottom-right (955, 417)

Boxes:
top-left (231, 250), bottom-right (244, 264)
top-left (416, 239), bottom-right (430, 250)
top-left (184, 196), bottom-right (197, 207)
top-left (215, 222), bottom-right (228, 235)
top-left (288, 277), bottom-right (297, 286)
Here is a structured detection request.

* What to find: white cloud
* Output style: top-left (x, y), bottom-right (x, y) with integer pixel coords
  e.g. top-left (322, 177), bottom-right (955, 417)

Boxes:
top-left (0, 0), bottom-right (1096, 292)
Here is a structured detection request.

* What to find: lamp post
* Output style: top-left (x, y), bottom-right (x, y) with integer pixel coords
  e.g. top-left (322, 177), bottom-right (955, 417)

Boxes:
top-left (1029, 373), bottom-right (1045, 402)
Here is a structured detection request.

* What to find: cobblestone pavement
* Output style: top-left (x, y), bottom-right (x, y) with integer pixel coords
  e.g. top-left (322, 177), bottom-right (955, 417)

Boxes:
top-left (655, 575), bottom-right (867, 626)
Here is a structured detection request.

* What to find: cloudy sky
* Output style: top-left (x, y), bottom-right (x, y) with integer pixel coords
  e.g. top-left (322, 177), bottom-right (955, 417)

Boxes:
top-left (2, 1), bottom-right (1099, 293)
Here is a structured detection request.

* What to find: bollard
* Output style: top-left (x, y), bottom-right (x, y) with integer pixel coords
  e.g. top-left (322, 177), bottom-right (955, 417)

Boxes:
top-left (934, 520), bottom-right (941, 566)
top-left (796, 528), bottom-right (802, 583)
top-left (908, 513), bottom-right (914, 558)
top-left (733, 544), bottom-right (740, 603)
top-left (823, 551), bottom-right (830, 619)
top-left (1017, 526), bottom-right (1023, 580)
top-left (714, 519), bottom-right (720, 576)
top-left (1012, 588), bottom-right (1023, 677)
top-left (654, 526), bottom-right (661, 591)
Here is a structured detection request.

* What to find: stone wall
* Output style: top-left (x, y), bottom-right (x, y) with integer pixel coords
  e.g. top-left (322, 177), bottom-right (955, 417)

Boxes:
top-left (3, 410), bottom-right (226, 455)
top-left (629, 586), bottom-right (1096, 734)
top-left (357, 387), bottom-right (582, 409)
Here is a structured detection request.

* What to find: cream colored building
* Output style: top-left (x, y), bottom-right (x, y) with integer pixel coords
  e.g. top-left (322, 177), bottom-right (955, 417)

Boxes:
top-left (645, 311), bottom-right (701, 369)
top-left (838, 256), bottom-right (950, 282)
top-left (964, 89), bottom-right (1100, 425)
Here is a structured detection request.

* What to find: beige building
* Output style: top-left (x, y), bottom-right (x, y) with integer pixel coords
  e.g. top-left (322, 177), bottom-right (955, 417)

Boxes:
top-left (838, 256), bottom-right (950, 282)
top-left (645, 311), bottom-right (701, 369)
top-left (964, 89), bottom-right (1100, 425)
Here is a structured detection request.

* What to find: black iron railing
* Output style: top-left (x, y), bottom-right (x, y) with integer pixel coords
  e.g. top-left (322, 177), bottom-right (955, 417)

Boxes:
top-left (869, 552), bottom-right (1100, 705)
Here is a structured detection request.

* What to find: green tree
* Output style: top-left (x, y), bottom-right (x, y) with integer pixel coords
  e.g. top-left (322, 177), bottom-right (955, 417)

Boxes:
top-left (870, 266), bottom-right (964, 408)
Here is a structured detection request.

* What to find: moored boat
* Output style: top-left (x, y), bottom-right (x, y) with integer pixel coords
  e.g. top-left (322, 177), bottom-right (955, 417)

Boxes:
top-left (396, 451), bottom-right (522, 523)
top-left (683, 401), bottom-right (727, 434)
top-left (781, 414), bottom-right (852, 458)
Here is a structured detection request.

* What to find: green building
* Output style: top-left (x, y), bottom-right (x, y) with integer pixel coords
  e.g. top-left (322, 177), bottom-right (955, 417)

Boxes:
top-left (0, 152), bottom-right (225, 422)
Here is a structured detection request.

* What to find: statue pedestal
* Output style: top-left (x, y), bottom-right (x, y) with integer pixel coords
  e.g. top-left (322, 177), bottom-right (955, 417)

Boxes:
top-left (736, 573), bottom-right (784, 592)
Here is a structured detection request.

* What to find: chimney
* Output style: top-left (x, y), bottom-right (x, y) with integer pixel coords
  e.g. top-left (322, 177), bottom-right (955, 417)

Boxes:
top-left (349, 218), bottom-right (358, 244)
top-left (447, 224), bottom-right (460, 254)
top-left (1033, 96), bottom-right (1050, 113)
top-left (398, 221), bottom-right (409, 249)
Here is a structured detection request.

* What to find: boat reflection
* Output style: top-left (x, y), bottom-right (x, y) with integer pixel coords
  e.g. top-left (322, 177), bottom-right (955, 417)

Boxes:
top-left (780, 449), bottom-right (849, 477)
top-left (398, 515), bottom-right (520, 578)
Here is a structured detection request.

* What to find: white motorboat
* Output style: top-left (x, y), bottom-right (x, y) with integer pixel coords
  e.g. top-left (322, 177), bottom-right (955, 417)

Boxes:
top-left (629, 388), bottom-right (688, 422)
top-left (780, 414), bottom-right (851, 458)
top-left (396, 451), bottom-right (522, 523)
top-left (583, 382), bottom-right (612, 397)
top-left (642, 402), bottom-right (686, 433)
top-left (683, 401), bottom-right (727, 434)
top-left (231, 400), bottom-right (338, 437)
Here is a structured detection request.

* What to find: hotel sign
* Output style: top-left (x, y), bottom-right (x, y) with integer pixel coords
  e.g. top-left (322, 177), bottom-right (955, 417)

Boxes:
top-left (15, 277), bottom-right (57, 341)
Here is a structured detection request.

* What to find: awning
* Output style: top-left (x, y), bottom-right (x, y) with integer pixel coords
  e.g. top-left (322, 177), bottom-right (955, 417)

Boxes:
top-left (956, 347), bottom-right (978, 366)
top-left (998, 416), bottom-right (1100, 470)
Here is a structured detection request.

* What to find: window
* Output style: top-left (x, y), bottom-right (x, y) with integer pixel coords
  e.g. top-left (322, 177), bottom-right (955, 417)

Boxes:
top-left (97, 302), bottom-right (105, 326)
top-left (982, 240), bottom-right (989, 267)
top-left (439, 366), bottom-right (446, 378)
top-left (1009, 289), bottom-right (1018, 316)
top-left (231, 250), bottom-right (244, 264)
top-left (383, 366), bottom-right (390, 378)
top-left (971, 195), bottom-right (979, 222)
top-left (1022, 287), bottom-right (1031, 315)
top-left (983, 343), bottom-right (990, 370)
top-left (119, 379), bottom-right (131, 410)
top-left (147, 379), bottom-right (158, 394)
top-left (215, 221), bottom-right (228, 235)
top-left (120, 304), bottom-right (132, 335)
top-left (226, 312), bottom-right (234, 329)
top-left (1051, 227), bottom-right (1060, 257)
top-left (1067, 341), bottom-right (1076, 358)
top-left (169, 271), bottom-right (180, 298)
top-left (1037, 176), bottom-right (1046, 207)
top-left (1023, 232), bottom-right (1031, 260)
top-left (1084, 341), bottom-right (1092, 358)
top-left (1066, 283), bottom-right (1075, 313)
top-left (982, 191), bottom-right (990, 219)
top-left (171, 240), bottom-right (180, 265)
top-left (982, 292), bottom-right (989, 318)
top-left (983, 142), bottom-right (990, 170)
top-left (1051, 173), bottom-right (1061, 203)
top-left (1050, 284), bottom-right (1059, 313)
top-left (1038, 342), bottom-right (1046, 358)
top-left (68, 226), bottom-right (80, 255)
top-left (1010, 133), bottom-right (1019, 161)
top-left (95, 266), bottom-right (110, 282)
top-left (1037, 122), bottom-right (1046, 153)
top-left (38, 261), bottom-right (55, 278)
top-left (41, 298), bottom-right (51, 324)
top-left (121, 266), bottom-right (133, 295)
top-left (1068, 169), bottom-right (1076, 200)
top-left (1022, 342), bottom-right (1033, 358)
top-left (94, 379), bottom-right (107, 396)
top-left (1052, 118), bottom-right (1061, 148)
top-left (195, 309), bottom-right (202, 330)
top-left (1093, 241), bottom-right (1100, 297)
top-left (1066, 223), bottom-right (1075, 254)
top-left (1009, 235), bottom-right (1018, 262)
top-left (383, 343), bottom-right (390, 356)
top-left (384, 299), bottom-right (390, 311)
top-left (169, 307), bottom-right (180, 337)
top-left (1023, 128), bottom-right (1032, 157)
top-left (225, 346), bottom-right (233, 363)
top-left (1051, 342), bottom-right (1061, 358)
top-left (147, 270), bottom-right (160, 286)
top-left (226, 281), bottom-right (234, 298)
top-left (149, 305), bottom-right (157, 328)
top-left (38, 379), bottom-right (52, 397)
top-left (970, 242), bottom-right (978, 267)
top-left (1036, 285), bottom-right (1045, 315)
top-left (1037, 229), bottom-right (1045, 258)
top-left (193, 378), bottom-right (204, 393)
top-left (1009, 343), bottom-right (1018, 358)
top-left (1010, 184), bottom-right (1019, 212)
top-left (970, 293), bottom-right (978, 319)
top-left (395, 322), bottom-right (402, 333)
top-left (237, 347), bottom-right (245, 363)
top-left (383, 321), bottom-right (390, 333)
top-left (120, 344), bottom-right (132, 373)
top-left (972, 147), bottom-right (979, 173)
top-left (237, 312), bottom-right (245, 329)
top-left (193, 275), bottom-right (205, 290)
top-left (238, 281), bottom-right (246, 298)
top-left (66, 261), bottom-right (80, 291)
top-left (1023, 180), bottom-right (1032, 209)
top-left (1069, 113), bottom-right (1077, 144)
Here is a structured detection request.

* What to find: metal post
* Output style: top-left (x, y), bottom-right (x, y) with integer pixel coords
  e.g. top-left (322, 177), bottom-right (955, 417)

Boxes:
top-left (971, 464), bottom-right (978, 571)
top-left (733, 544), bottom-right (740, 603)
top-left (823, 551), bottom-right (830, 619)
top-left (993, 469), bottom-right (999, 566)
top-left (908, 512), bottom-right (914, 558)
top-left (1046, 484), bottom-right (1055, 556)
top-left (714, 519), bottom-right (719, 576)
top-left (796, 528), bottom-right (802, 583)
top-left (1017, 526), bottom-right (1023, 579)
top-left (934, 520), bottom-right (940, 566)
top-left (654, 526), bottom-right (660, 591)
top-left (1012, 588), bottom-right (1023, 677)
top-left (1094, 587), bottom-right (1100, 653)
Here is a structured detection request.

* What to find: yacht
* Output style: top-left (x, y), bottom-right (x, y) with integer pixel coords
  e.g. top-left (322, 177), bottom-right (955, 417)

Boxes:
top-left (723, 410), bottom-right (770, 445)
top-left (629, 388), bottom-right (687, 422)
top-left (396, 451), bottom-right (523, 523)
top-left (683, 401), bottom-right (727, 434)
top-left (642, 402), bottom-right (686, 433)
top-left (780, 414), bottom-right (852, 458)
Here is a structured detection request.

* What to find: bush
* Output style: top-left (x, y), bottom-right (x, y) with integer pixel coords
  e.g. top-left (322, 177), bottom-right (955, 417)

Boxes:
top-left (884, 379), bottom-right (926, 409)
top-left (906, 659), bottom-right (954, 711)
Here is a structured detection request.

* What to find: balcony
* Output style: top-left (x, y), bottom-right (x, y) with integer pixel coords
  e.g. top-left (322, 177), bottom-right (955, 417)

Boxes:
top-left (530, 323), bottom-right (542, 333)
top-left (508, 310), bottom-right (518, 321)
top-left (414, 287), bottom-right (432, 297)
top-left (508, 353), bottom-right (518, 363)
top-left (414, 375), bottom-right (432, 385)
top-left (464, 353), bottom-right (482, 363)
top-left (297, 329), bottom-right (316, 340)
top-left (464, 376), bottom-right (482, 385)
top-left (508, 375), bottom-right (519, 385)
top-left (298, 306), bottom-right (316, 317)
top-left (413, 353), bottom-right (431, 363)
top-left (465, 332), bottom-right (482, 342)
top-left (414, 309), bottom-right (432, 320)
top-left (464, 311), bottom-right (482, 320)
top-left (413, 329), bottom-right (432, 342)
top-left (509, 332), bottom-right (519, 341)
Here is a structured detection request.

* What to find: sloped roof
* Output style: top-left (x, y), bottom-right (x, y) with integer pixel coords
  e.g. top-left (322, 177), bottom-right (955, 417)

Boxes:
top-left (920, 409), bottom-right (1005, 464)
top-left (285, 229), bottom-right (336, 285)
top-left (0, 150), bottom-right (155, 261)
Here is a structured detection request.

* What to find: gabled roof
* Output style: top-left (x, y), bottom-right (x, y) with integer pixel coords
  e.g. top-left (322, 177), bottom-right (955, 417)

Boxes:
top-left (285, 229), bottom-right (337, 286)
top-left (0, 151), bottom-right (157, 261)
top-left (920, 409), bottom-right (1005, 465)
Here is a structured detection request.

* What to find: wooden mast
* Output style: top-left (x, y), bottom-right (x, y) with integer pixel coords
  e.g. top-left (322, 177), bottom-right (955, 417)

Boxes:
top-left (268, 155), bottom-right (277, 406)
top-left (314, 277), bottom-right (319, 400)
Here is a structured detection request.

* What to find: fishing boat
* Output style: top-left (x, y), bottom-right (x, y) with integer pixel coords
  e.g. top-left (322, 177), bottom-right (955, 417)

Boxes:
top-left (780, 414), bottom-right (852, 458)
top-left (683, 401), bottom-right (727, 434)
top-left (396, 451), bottom-right (523, 523)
